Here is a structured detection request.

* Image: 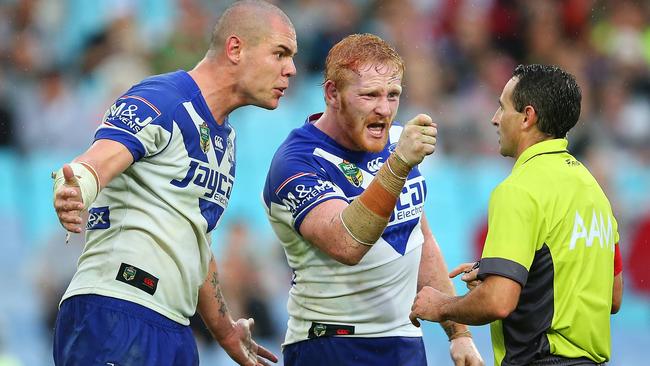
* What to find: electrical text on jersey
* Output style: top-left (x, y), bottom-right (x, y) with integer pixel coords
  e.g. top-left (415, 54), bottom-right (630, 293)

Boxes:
top-left (392, 179), bottom-right (426, 223)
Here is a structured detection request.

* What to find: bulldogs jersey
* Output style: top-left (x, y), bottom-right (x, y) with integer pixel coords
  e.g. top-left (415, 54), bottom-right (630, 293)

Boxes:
top-left (263, 114), bottom-right (428, 346)
top-left (62, 71), bottom-right (236, 325)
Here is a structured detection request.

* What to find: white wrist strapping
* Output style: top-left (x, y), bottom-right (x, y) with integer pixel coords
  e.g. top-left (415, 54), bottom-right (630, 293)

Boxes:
top-left (52, 162), bottom-right (100, 211)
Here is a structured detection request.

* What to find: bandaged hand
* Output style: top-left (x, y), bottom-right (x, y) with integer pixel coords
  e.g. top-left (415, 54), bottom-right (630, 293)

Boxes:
top-left (53, 163), bottom-right (99, 233)
top-left (53, 165), bottom-right (84, 233)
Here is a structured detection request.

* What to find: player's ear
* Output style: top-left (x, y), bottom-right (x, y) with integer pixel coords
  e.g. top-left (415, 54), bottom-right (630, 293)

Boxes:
top-left (324, 80), bottom-right (340, 109)
top-left (225, 35), bottom-right (243, 64)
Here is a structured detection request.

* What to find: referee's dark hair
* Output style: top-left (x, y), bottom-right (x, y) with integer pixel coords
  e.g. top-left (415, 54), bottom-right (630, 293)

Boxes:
top-left (511, 64), bottom-right (582, 138)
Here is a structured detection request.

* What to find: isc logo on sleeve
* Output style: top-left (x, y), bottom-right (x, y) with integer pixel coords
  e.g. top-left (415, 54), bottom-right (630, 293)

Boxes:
top-left (103, 95), bottom-right (161, 133)
top-left (87, 207), bottom-right (110, 230)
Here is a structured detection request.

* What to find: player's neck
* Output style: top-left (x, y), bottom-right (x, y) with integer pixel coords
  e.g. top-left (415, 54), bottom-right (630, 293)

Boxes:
top-left (188, 58), bottom-right (238, 125)
top-left (314, 110), bottom-right (357, 151)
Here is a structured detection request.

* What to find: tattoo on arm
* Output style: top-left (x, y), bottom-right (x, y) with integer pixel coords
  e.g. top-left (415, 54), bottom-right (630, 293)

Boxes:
top-left (210, 271), bottom-right (228, 317)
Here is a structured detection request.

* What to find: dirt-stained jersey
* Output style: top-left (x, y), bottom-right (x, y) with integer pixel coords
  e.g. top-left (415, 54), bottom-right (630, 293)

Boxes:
top-left (63, 71), bottom-right (236, 325)
top-left (264, 114), bottom-right (427, 346)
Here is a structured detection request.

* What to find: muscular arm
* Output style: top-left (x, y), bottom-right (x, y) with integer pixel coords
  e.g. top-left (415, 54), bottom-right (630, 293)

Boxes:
top-left (73, 139), bottom-right (134, 189)
top-left (417, 214), bottom-right (468, 337)
top-left (411, 274), bottom-right (521, 327)
top-left (197, 254), bottom-right (235, 341)
top-left (417, 214), bottom-right (453, 292)
top-left (53, 139), bottom-right (134, 233)
top-left (299, 199), bottom-right (374, 265)
top-left (197, 255), bottom-right (278, 365)
top-left (418, 214), bottom-right (485, 365)
top-left (440, 275), bottom-right (521, 325)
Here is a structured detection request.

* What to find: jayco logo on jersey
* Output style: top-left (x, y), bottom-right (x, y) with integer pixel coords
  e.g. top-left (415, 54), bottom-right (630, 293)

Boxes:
top-left (381, 178), bottom-right (426, 255)
top-left (568, 209), bottom-right (615, 251)
top-left (103, 95), bottom-right (161, 133)
top-left (170, 161), bottom-right (234, 207)
top-left (392, 180), bottom-right (425, 222)
top-left (281, 179), bottom-right (335, 215)
top-left (367, 157), bottom-right (383, 173)
top-left (87, 206), bottom-right (110, 230)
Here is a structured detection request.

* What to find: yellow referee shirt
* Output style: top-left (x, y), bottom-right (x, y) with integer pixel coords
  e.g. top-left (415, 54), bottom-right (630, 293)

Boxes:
top-left (478, 139), bottom-right (618, 365)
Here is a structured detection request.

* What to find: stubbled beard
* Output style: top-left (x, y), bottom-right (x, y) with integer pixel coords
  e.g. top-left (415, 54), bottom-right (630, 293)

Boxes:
top-left (340, 100), bottom-right (391, 152)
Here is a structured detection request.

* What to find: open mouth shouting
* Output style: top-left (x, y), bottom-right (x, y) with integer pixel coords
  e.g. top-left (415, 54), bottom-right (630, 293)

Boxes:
top-left (367, 121), bottom-right (388, 139)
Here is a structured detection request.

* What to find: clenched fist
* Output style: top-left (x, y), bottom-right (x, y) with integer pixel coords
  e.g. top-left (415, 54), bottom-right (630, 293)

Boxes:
top-left (394, 114), bottom-right (437, 167)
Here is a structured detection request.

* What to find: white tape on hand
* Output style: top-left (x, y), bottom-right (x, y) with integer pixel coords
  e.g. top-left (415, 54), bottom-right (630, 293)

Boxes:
top-left (52, 162), bottom-right (100, 211)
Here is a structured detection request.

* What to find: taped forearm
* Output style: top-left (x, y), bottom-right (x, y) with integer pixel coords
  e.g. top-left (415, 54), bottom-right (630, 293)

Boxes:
top-left (52, 162), bottom-right (100, 210)
top-left (340, 153), bottom-right (412, 245)
top-left (340, 200), bottom-right (390, 245)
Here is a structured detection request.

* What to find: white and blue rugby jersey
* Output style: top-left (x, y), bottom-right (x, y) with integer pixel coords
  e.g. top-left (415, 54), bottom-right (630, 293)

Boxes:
top-left (63, 71), bottom-right (236, 325)
top-left (263, 114), bottom-right (428, 346)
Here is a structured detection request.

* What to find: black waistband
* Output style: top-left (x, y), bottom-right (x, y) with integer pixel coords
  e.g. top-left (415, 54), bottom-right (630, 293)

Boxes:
top-left (528, 355), bottom-right (606, 366)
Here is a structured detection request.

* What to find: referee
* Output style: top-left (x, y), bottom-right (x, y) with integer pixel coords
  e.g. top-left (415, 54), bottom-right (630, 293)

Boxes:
top-left (410, 64), bottom-right (623, 366)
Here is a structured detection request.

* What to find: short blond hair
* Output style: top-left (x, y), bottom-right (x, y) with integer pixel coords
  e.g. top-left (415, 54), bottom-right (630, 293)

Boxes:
top-left (209, 0), bottom-right (293, 51)
top-left (324, 34), bottom-right (404, 88)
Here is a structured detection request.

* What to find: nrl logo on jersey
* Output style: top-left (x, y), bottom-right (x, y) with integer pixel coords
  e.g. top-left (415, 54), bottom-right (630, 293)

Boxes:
top-left (313, 323), bottom-right (327, 337)
top-left (338, 160), bottom-right (363, 187)
top-left (199, 122), bottom-right (211, 153)
top-left (122, 266), bottom-right (136, 281)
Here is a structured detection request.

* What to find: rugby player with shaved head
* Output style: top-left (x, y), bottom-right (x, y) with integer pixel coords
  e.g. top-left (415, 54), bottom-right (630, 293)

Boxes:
top-left (52, 1), bottom-right (296, 365)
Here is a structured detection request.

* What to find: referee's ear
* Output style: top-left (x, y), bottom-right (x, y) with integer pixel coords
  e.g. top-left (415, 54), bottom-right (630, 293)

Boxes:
top-left (521, 105), bottom-right (538, 129)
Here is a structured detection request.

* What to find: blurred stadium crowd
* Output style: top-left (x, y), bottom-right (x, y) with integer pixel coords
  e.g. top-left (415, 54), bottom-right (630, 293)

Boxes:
top-left (0, 0), bottom-right (648, 365)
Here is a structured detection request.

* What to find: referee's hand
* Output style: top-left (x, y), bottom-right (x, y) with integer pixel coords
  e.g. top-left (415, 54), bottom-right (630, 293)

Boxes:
top-left (449, 262), bottom-right (481, 291)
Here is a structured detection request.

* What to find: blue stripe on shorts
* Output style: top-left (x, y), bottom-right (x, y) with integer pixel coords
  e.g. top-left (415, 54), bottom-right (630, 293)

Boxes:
top-left (283, 336), bottom-right (427, 366)
top-left (53, 294), bottom-right (198, 366)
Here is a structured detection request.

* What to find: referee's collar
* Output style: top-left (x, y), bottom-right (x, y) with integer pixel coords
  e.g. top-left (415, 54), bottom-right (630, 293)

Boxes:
top-left (514, 139), bottom-right (569, 170)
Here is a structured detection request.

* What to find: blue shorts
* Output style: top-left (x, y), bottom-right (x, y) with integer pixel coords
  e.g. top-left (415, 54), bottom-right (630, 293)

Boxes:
top-left (53, 294), bottom-right (198, 366)
top-left (283, 336), bottom-right (427, 366)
